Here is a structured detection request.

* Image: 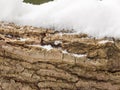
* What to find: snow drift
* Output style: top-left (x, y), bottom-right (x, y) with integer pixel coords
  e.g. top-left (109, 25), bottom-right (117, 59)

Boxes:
top-left (0, 0), bottom-right (120, 38)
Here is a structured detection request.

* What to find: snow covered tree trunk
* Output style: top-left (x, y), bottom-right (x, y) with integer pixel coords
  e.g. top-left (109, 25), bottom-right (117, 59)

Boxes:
top-left (0, 22), bottom-right (120, 90)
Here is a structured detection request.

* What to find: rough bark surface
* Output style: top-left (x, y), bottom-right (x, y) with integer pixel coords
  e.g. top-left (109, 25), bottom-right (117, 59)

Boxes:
top-left (0, 22), bottom-right (120, 90)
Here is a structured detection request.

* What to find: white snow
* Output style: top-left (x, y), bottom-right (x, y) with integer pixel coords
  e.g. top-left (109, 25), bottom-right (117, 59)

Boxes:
top-left (98, 40), bottom-right (114, 44)
top-left (62, 50), bottom-right (68, 54)
top-left (28, 45), bottom-right (53, 51)
top-left (62, 50), bottom-right (86, 58)
top-left (72, 54), bottom-right (87, 58)
top-left (54, 40), bottom-right (62, 45)
top-left (19, 38), bottom-right (29, 41)
top-left (40, 45), bottom-right (53, 51)
top-left (0, 0), bottom-right (120, 38)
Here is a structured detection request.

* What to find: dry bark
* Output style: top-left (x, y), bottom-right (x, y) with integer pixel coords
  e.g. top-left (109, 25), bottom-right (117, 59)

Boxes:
top-left (0, 22), bottom-right (120, 90)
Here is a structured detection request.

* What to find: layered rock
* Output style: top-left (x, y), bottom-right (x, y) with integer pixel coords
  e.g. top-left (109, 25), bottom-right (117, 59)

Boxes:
top-left (0, 22), bottom-right (120, 90)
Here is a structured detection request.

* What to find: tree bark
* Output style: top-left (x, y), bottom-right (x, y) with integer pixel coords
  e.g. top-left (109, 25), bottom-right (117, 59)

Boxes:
top-left (0, 22), bottom-right (120, 90)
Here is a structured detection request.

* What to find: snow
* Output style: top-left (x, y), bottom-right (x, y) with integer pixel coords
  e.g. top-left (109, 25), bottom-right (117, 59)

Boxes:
top-left (0, 0), bottom-right (120, 38)
top-left (54, 40), bottom-right (62, 45)
top-left (28, 45), bottom-right (53, 51)
top-left (62, 50), bottom-right (68, 54)
top-left (98, 40), bottom-right (114, 44)
top-left (72, 54), bottom-right (86, 58)
top-left (40, 45), bottom-right (53, 51)
top-left (6, 34), bottom-right (12, 38)
top-left (62, 50), bottom-right (86, 58)
top-left (19, 38), bottom-right (29, 41)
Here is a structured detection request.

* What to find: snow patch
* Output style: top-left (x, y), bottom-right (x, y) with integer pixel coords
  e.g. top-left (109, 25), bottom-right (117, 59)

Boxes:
top-left (28, 45), bottom-right (53, 51)
top-left (62, 50), bottom-right (68, 54)
top-left (19, 38), bottom-right (29, 41)
top-left (62, 50), bottom-right (86, 58)
top-left (98, 40), bottom-right (114, 44)
top-left (54, 40), bottom-right (62, 45)
top-left (40, 45), bottom-right (53, 51)
top-left (72, 54), bottom-right (87, 58)
top-left (1, 0), bottom-right (120, 38)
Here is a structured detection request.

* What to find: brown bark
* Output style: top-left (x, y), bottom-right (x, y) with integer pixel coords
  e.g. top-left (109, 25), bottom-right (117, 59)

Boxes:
top-left (0, 22), bottom-right (120, 90)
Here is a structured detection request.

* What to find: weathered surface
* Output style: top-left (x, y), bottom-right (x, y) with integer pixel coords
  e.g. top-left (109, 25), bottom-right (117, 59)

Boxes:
top-left (0, 22), bottom-right (120, 90)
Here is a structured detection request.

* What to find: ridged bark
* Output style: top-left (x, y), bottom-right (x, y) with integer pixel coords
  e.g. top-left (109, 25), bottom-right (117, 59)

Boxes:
top-left (0, 22), bottom-right (120, 90)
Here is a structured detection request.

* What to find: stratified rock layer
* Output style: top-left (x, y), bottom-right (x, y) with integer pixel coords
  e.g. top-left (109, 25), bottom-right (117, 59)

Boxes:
top-left (0, 22), bottom-right (120, 90)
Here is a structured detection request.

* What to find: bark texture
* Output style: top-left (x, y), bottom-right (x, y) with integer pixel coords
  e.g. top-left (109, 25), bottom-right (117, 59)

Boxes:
top-left (0, 22), bottom-right (120, 90)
